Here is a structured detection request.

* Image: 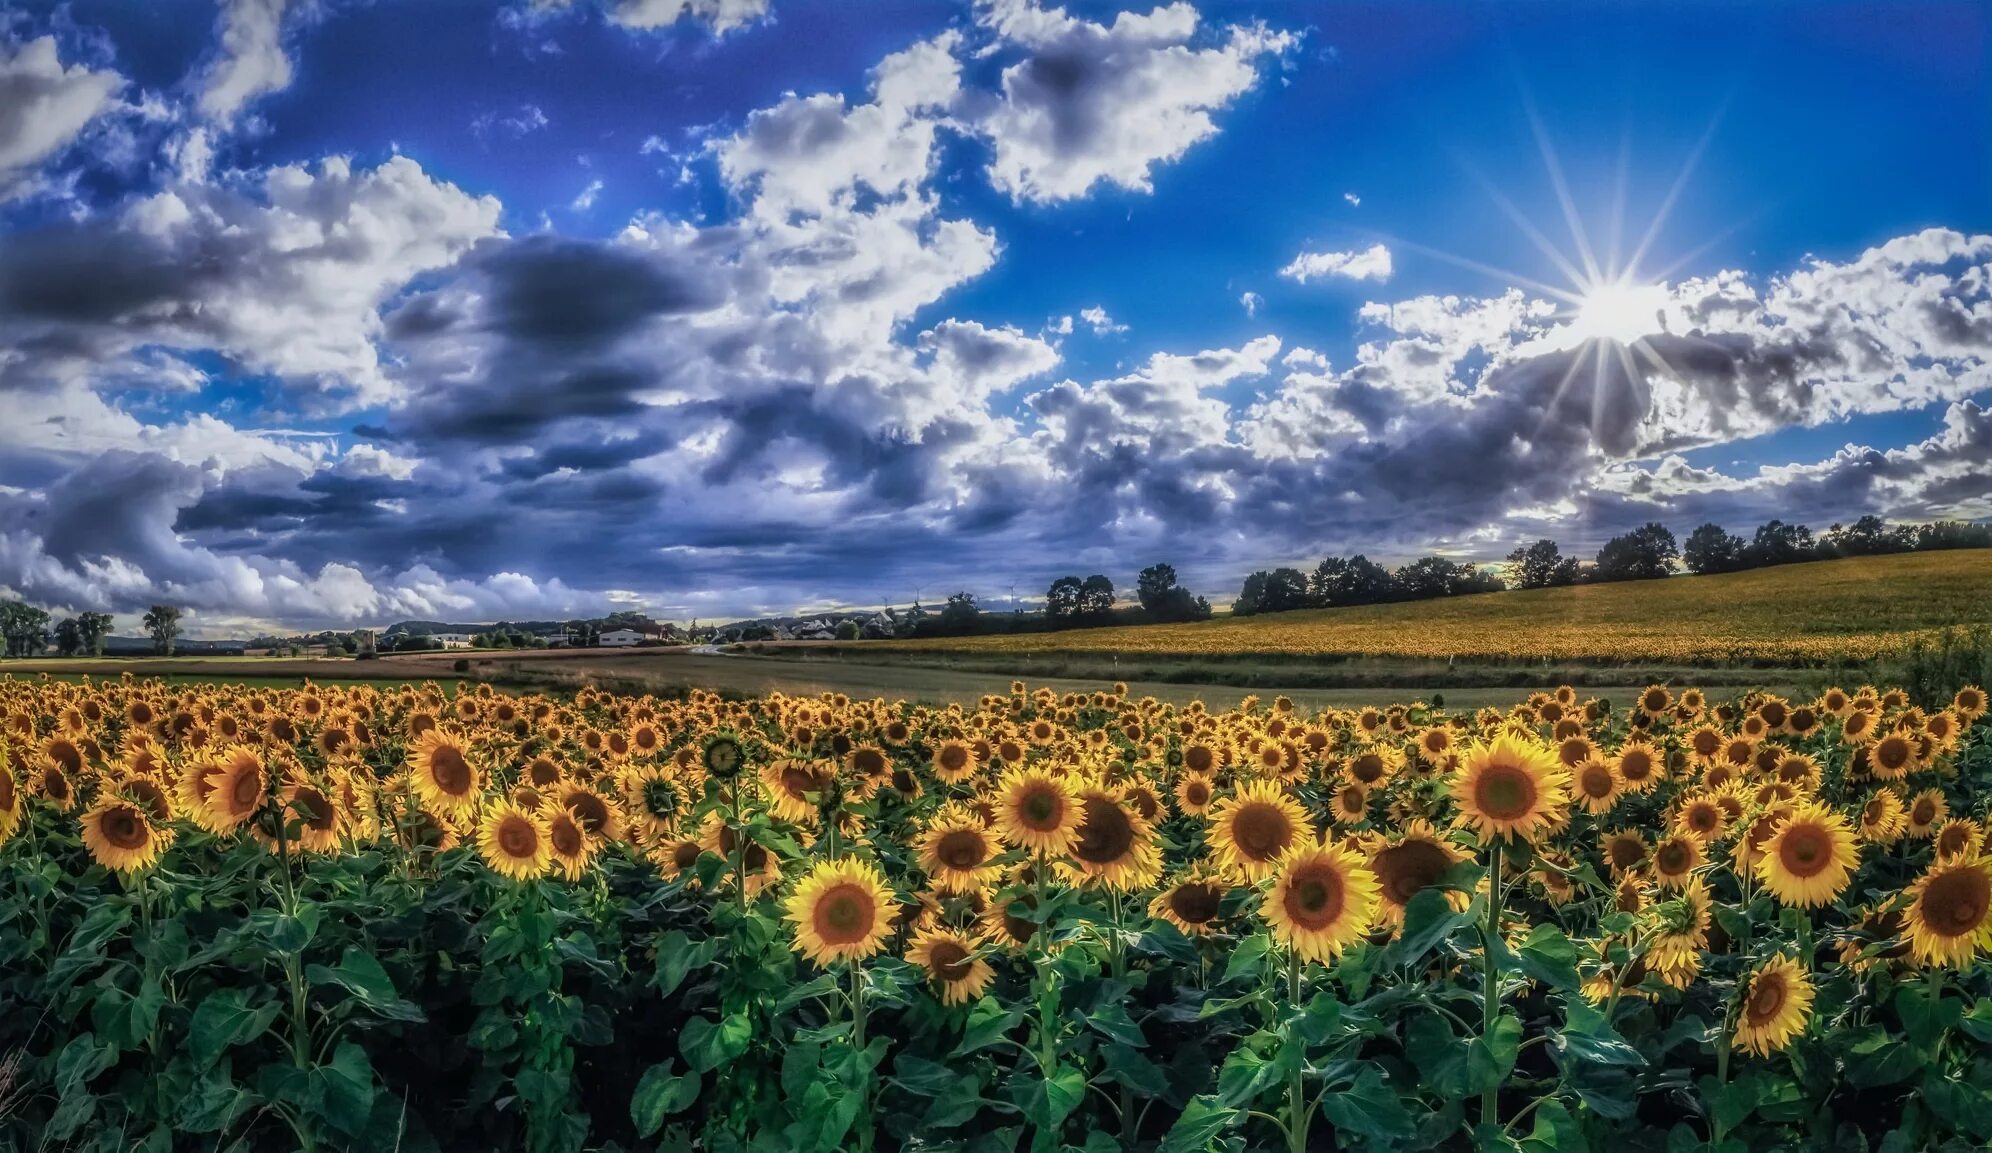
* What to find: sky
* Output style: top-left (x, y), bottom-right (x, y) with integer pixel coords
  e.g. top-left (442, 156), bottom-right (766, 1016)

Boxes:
top-left (0, 0), bottom-right (1988, 635)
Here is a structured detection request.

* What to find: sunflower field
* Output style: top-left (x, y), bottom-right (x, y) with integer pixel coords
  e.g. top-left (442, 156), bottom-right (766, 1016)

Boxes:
top-left (3, 675), bottom-right (1992, 1153)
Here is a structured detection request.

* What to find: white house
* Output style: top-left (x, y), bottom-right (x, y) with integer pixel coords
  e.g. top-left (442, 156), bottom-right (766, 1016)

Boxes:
top-left (599, 628), bottom-right (645, 647)
top-left (430, 632), bottom-right (474, 649)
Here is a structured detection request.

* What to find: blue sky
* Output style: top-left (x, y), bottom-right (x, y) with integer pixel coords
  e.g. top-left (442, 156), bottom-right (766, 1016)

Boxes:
top-left (0, 0), bottom-right (1987, 632)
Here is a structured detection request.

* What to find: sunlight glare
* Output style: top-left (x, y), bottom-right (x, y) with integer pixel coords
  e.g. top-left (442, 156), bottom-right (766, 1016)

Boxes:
top-left (1570, 279), bottom-right (1669, 345)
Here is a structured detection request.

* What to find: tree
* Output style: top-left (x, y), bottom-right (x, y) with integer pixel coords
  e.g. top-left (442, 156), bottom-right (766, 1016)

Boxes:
top-left (1746, 520), bottom-right (1816, 567)
top-left (1392, 557), bottom-right (1503, 600)
top-left (1135, 563), bottom-right (1209, 623)
top-left (1309, 555), bottom-right (1393, 607)
top-left (1592, 524), bottom-right (1678, 582)
top-left (1044, 577), bottom-right (1084, 627)
top-left (0, 601), bottom-right (51, 658)
top-left (834, 619), bottom-right (861, 641)
top-left (1077, 575), bottom-right (1116, 621)
top-left (76, 611), bottom-right (113, 656)
top-left (142, 604), bottom-right (183, 656)
top-left (1504, 539), bottom-right (1579, 589)
top-left (1234, 568), bottom-right (1308, 616)
top-left (939, 591), bottom-right (981, 633)
top-left (53, 618), bottom-right (83, 657)
top-left (1682, 523), bottom-right (1747, 575)
top-left (1820, 515), bottom-right (1911, 558)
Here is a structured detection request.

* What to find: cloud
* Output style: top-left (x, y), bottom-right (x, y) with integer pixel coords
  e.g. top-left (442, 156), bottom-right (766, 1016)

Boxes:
top-left (0, 154), bottom-right (503, 409)
top-left (200, 0), bottom-right (295, 126)
top-left (1342, 191), bottom-right (1359, 207)
top-left (472, 103), bottom-right (550, 139)
top-left (0, 35), bottom-right (123, 199)
top-left (1079, 305), bottom-right (1127, 335)
top-left (1281, 242), bottom-right (1392, 283)
top-left (1239, 291), bottom-right (1262, 316)
top-left (973, 0), bottom-right (1296, 203)
top-left (604, 0), bottom-right (771, 34)
top-left (571, 177), bottom-right (604, 210)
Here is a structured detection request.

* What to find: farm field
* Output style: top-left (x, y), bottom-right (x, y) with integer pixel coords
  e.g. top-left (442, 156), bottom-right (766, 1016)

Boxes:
top-left (867, 552), bottom-right (1992, 666)
top-left (4, 673), bottom-right (1990, 1152)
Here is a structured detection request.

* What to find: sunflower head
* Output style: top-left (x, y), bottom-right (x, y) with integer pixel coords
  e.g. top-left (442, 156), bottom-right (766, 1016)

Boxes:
top-left (1263, 838), bottom-right (1381, 964)
top-left (1904, 854), bottom-right (1992, 967)
top-left (1733, 955), bottom-right (1813, 1056)
top-left (906, 927), bottom-right (995, 1006)
top-left (478, 802), bottom-right (552, 881)
top-left (408, 728), bottom-right (481, 818)
top-left (1450, 735), bottom-right (1569, 844)
top-left (784, 858), bottom-right (896, 966)
top-left (1148, 867), bottom-right (1229, 936)
top-left (81, 797), bottom-right (166, 874)
top-left (993, 767), bottom-right (1078, 856)
top-left (1209, 779), bottom-right (1310, 883)
top-left (1754, 801), bottom-right (1859, 908)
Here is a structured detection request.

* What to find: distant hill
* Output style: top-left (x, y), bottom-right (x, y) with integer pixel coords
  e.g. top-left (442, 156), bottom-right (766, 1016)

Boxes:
top-left (872, 551), bottom-right (1992, 667)
top-left (103, 635), bottom-right (246, 656)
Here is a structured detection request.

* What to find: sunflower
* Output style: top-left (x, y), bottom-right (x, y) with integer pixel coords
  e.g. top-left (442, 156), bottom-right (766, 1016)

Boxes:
top-left (931, 739), bottom-right (979, 785)
top-left (281, 780), bottom-right (345, 854)
top-left (1933, 818), bottom-right (1981, 862)
top-left (1368, 821), bottom-right (1468, 927)
top-left (1673, 793), bottom-right (1726, 842)
top-left (905, 927), bottom-right (995, 1005)
top-left (1263, 838), bottom-right (1381, 964)
top-left (1174, 773), bottom-right (1216, 816)
top-left (1450, 735), bottom-right (1569, 844)
top-left (622, 764), bottom-right (692, 839)
top-left (559, 784), bottom-right (623, 842)
top-left (474, 803), bottom-right (549, 880)
top-left (202, 745), bottom-right (268, 832)
top-left (1733, 955), bottom-right (1813, 1056)
top-left (1613, 741), bottom-right (1663, 794)
top-left (992, 767), bottom-right (1079, 856)
top-left (785, 857), bottom-right (895, 966)
top-left (1904, 788), bottom-right (1948, 837)
top-left (1856, 789), bottom-right (1907, 844)
top-left (1602, 830), bottom-right (1650, 878)
top-left (1902, 854), bottom-right (1992, 966)
top-left (1953, 685), bottom-right (1987, 722)
top-left (1065, 784), bottom-right (1161, 891)
top-left (408, 728), bottom-right (481, 819)
top-left (702, 731), bottom-right (747, 780)
top-left (80, 797), bottom-right (166, 874)
top-left (1869, 732), bottom-right (1918, 779)
top-left (1572, 759), bottom-right (1620, 815)
top-left (1649, 833), bottom-right (1704, 890)
top-left (547, 808), bottom-right (595, 881)
top-left (916, 802), bottom-right (1001, 894)
top-left (1755, 801), bottom-right (1859, 908)
top-left (1149, 867), bottom-right (1229, 936)
top-left (1329, 782), bottom-right (1371, 826)
top-left (1208, 779), bottom-right (1310, 883)
top-left (762, 758), bottom-right (832, 825)
top-left (0, 760), bottom-right (20, 846)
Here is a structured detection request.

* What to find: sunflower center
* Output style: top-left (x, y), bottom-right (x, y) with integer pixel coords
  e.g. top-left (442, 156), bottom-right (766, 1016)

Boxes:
top-left (1745, 976), bottom-right (1787, 1023)
top-left (811, 883), bottom-right (877, 944)
top-left (428, 747), bottom-right (472, 795)
top-left (644, 779), bottom-right (681, 817)
top-left (1912, 799), bottom-right (1937, 825)
top-left (1608, 837), bottom-right (1646, 870)
top-left (1350, 754), bottom-right (1385, 784)
top-left (0, 769), bottom-right (14, 811)
top-left (1474, 765), bottom-right (1537, 822)
top-left (936, 829), bottom-right (988, 871)
top-left (852, 749), bottom-right (885, 776)
top-left (1687, 805), bottom-right (1718, 834)
top-left (1620, 752), bottom-right (1652, 781)
top-left (294, 788), bottom-right (337, 831)
top-left (565, 792), bottom-right (610, 833)
top-left (1185, 780), bottom-right (1210, 806)
top-left (1072, 796), bottom-right (1136, 865)
top-left (1777, 825), bottom-right (1833, 877)
top-left (1656, 841), bottom-right (1691, 875)
top-left (780, 765), bottom-right (820, 800)
top-left (551, 817), bottom-right (583, 856)
top-left (1284, 865), bottom-right (1345, 930)
top-left (102, 807), bottom-right (149, 849)
top-left (1017, 785), bottom-right (1065, 831)
top-left (49, 741), bottom-right (82, 773)
top-left (1185, 746), bottom-right (1214, 774)
top-left (229, 764), bottom-right (263, 810)
top-left (671, 841), bottom-right (702, 870)
top-left (1938, 826), bottom-right (1972, 857)
top-left (1579, 765), bottom-right (1614, 798)
top-left (498, 816), bottom-right (540, 859)
top-left (938, 745), bottom-right (969, 774)
top-left (1375, 840), bottom-right (1450, 905)
top-left (1168, 882), bottom-right (1223, 924)
top-left (926, 940), bottom-right (973, 981)
top-left (1924, 867), bottom-right (1991, 934)
top-left (1231, 802), bottom-right (1293, 861)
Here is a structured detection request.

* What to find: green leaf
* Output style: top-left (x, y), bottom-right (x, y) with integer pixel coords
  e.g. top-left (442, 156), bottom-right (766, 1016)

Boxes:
top-left (1959, 998), bottom-right (1992, 1044)
top-left (1039, 1062), bottom-right (1085, 1129)
top-left (1513, 923), bottom-right (1580, 991)
top-left (653, 931), bottom-right (717, 999)
top-left (1077, 1001), bottom-right (1146, 1047)
top-left (176, 1071), bottom-right (253, 1134)
top-left (1098, 1042), bottom-right (1168, 1095)
top-left (1160, 1095), bottom-right (1239, 1153)
top-left (632, 1061), bottom-right (700, 1138)
top-left (892, 1054), bottom-right (959, 1097)
top-left (924, 1076), bottom-right (999, 1129)
top-left (1895, 979), bottom-right (1963, 1049)
top-left (1320, 1066), bottom-right (1414, 1141)
top-left (308, 1042), bottom-right (376, 1136)
top-left (955, 997), bottom-right (1021, 1058)
top-left (307, 947), bottom-right (425, 1023)
top-left (190, 989), bottom-right (281, 1070)
top-left (1224, 933), bottom-right (1270, 983)
top-left (1467, 1011), bottom-right (1522, 1096)
top-left (1408, 1011), bottom-right (1469, 1097)
top-left (1559, 997), bottom-right (1645, 1067)
top-left (775, 972), bottom-right (840, 1013)
top-left (1844, 1028), bottom-right (1921, 1088)
top-left (1216, 1038), bottom-right (1282, 1108)
top-left (1389, 887), bottom-right (1472, 964)
top-left (680, 1012), bottom-right (752, 1074)
top-left (1517, 1099), bottom-right (1582, 1152)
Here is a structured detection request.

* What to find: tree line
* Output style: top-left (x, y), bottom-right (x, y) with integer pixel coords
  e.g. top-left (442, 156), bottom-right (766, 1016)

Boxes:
top-left (1227, 515), bottom-right (1991, 618)
top-left (0, 603), bottom-right (182, 658)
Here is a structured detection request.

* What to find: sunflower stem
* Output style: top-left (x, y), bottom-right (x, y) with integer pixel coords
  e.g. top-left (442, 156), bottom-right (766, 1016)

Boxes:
top-left (1479, 837), bottom-right (1505, 1131)
top-left (849, 960), bottom-right (873, 1153)
top-left (729, 777), bottom-right (748, 916)
top-left (1285, 947), bottom-right (1308, 1153)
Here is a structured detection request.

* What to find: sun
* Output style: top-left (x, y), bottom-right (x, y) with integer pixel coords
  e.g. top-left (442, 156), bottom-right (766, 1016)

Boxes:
top-left (1570, 277), bottom-right (1669, 345)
